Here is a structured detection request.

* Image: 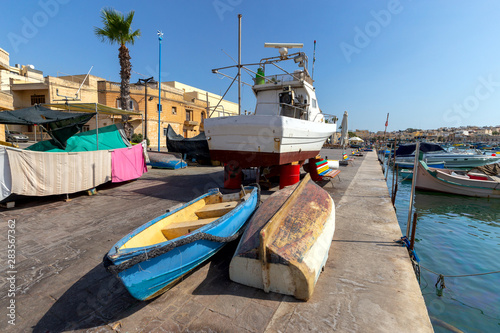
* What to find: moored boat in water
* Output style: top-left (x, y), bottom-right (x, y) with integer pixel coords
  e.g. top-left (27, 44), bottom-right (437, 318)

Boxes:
top-left (415, 161), bottom-right (500, 198)
top-left (103, 185), bottom-right (259, 300)
top-left (229, 174), bottom-right (335, 300)
top-left (395, 142), bottom-right (500, 168)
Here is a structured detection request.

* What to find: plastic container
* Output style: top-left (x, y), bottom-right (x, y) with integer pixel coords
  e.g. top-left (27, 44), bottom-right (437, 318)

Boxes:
top-left (256, 68), bottom-right (265, 85)
top-left (279, 164), bottom-right (301, 189)
top-left (327, 160), bottom-right (340, 169)
top-left (224, 163), bottom-right (242, 189)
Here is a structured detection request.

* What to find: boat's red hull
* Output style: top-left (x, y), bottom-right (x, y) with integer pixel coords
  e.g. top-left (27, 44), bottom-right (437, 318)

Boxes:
top-left (209, 149), bottom-right (320, 168)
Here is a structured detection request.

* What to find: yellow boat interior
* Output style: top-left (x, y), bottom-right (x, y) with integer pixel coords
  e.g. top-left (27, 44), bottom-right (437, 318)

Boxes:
top-left (120, 190), bottom-right (248, 250)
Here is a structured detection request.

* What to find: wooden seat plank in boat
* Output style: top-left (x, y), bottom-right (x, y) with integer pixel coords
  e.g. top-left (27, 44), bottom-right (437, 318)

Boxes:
top-left (195, 201), bottom-right (239, 219)
top-left (161, 217), bottom-right (219, 239)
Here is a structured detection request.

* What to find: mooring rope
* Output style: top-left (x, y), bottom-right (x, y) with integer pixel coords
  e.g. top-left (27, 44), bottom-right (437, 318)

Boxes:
top-left (408, 257), bottom-right (500, 292)
top-left (104, 229), bottom-right (246, 274)
top-left (396, 236), bottom-right (500, 289)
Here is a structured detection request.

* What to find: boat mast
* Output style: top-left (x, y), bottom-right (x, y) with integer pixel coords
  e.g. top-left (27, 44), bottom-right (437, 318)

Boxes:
top-left (312, 40), bottom-right (316, 80)
top-left (238, 14), bottom-right (242, 115)
top-left (383, 113), bottom-right (389, 144)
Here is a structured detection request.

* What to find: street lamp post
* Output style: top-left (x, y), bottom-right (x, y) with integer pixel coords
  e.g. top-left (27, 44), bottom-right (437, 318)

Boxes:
top-left (157, 30), bottom-right (163, 152)
top-left (137, 77), bottom-right (156, 143)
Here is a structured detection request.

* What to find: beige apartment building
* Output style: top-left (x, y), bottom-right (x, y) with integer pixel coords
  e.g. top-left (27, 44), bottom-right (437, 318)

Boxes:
top-left (0, 45), bottom-right (239, 147)
top-left (98, 80), bottom-right (210, 145)
top-left (165, 81), bottom-right (238, 117)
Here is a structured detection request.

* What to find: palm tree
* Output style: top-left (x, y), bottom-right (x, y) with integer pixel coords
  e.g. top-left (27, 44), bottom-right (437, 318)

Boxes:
top-left (94, 7), bottom-right (141, 119)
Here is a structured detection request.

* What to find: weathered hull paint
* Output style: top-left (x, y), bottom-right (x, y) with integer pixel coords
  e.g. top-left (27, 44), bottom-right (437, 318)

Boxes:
top-left (229, 174), bottom-right (335, 300)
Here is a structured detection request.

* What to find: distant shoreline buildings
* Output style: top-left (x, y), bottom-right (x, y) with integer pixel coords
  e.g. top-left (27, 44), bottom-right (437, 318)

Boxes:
top-left (0, 46), bottom-right (238, 147)
top-left (354, 126), bottom-right (500, 143)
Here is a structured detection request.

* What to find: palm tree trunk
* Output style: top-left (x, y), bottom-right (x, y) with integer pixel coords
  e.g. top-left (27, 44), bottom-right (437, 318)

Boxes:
top-left (119, 44), bottom-right (131, 122)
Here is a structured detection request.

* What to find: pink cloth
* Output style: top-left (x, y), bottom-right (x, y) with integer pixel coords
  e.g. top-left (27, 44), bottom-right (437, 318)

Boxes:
top-left (111, 144), bottom-right (147, 183)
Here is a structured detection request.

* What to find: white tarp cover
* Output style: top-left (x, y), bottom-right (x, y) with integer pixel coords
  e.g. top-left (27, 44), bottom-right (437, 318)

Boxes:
top-left (6, 147), bottom-right (111, 196)
top-left (0, 147), bottom-right (12, 201)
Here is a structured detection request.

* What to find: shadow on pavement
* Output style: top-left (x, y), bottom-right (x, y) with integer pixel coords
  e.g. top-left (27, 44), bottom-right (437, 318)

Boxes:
top-left (33, 264), bottom-right (147, 332)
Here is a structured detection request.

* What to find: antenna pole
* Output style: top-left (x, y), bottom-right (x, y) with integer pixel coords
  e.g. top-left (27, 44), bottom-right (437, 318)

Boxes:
top-left (312, 40), bottom-right (316, 80)
top-left (157, 30), bottom-right (163, 152)
top-left (75, 65), bottom-right (93, 98)
top-left (238, 14), bottom-right (242, 115)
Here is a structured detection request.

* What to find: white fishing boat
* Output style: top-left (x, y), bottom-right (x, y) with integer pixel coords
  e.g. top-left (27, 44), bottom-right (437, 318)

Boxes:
top-left (204, 42), bottom-right (337, 168)
top-left (395, 143), bottom-right (500, 168)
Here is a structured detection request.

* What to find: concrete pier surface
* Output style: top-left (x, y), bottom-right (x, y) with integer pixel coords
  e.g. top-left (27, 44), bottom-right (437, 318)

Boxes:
top-left (0, 150), bottom-right (433, 332)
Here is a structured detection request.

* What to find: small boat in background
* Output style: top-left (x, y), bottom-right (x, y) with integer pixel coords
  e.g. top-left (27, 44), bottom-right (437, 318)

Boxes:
top-left (415, 161), bottom-right (500, 198)
top-left (395, 142), bottom-right (500, 168)
top-left (166, 124), bottom-right (211, 164)
top-left (147, 151), bottom-right (187, 169)
top-left (229, 174), bottom-right (335, 300)
top-left (395, 160), bottom-right (445, 169)
top-left (399, 169), bottom-right (413, 181)
top-left (104, 185), bottom-right (260, 300)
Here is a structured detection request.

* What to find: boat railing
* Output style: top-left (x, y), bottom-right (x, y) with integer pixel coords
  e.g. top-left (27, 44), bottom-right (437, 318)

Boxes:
top-left (208, 104), bottom-right (231, 117)
top-left (323, 114), bottom-right (338, 124)
top-left (255, 101), bottom-right (308, 120)
top-left (254, 72), bottom-right (308, 85)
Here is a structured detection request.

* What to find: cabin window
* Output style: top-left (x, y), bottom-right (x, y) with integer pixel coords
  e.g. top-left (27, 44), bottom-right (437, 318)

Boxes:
top-left (312, 99), bottom-right (317, 108)
top-left (31, 94), bottom-right (45, 105)
top-left (186, 109), bottom-right (193, 121)
top-left (172, 106), bottom-right (177, 115)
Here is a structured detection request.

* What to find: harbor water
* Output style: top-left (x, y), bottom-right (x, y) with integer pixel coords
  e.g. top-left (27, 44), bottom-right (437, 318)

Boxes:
top-left (386, 169), bottom-right (500, 332)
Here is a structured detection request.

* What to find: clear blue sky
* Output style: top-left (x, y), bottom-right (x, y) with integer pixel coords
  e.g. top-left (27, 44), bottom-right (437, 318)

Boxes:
top-left (2, 0), bottom-right (500, 132)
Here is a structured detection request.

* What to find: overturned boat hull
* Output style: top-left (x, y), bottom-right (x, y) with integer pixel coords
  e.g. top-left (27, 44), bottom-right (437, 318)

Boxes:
top-left (147, 151), bottom-right (187, 169)
top-left (229, 174), bottom-right (335, 300)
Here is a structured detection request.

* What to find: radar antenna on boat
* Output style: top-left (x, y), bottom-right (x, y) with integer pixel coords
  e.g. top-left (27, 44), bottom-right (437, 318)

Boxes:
top-left (264, 43), bottom-right (303, 59)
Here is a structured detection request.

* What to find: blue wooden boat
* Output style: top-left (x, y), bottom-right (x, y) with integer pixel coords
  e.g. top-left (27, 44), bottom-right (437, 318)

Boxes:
top-left (395, 161), bottom-right (445, 169)
top-left (103, 186), bottom-right (260, 300)
top-left (147, 151), bottom-right (187, 169)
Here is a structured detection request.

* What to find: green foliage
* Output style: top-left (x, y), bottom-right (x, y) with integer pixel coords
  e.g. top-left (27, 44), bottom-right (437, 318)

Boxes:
top-left (94, 8), bottom-right (141, 46)
top-left (348, 131), bottom-right (356, 138)
top-left (131, 133), bottom-right (150, 146)
top-left (94, 7), bottom-right (141, 115)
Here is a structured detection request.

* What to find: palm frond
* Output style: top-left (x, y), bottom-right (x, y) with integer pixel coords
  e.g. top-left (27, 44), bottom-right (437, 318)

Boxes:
top-left (94, 7), bottom-right (141, 46)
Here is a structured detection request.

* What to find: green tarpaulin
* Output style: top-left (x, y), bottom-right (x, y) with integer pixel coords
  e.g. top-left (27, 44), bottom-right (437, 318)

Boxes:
top-left (26, 124), bottom-right (130, 152)
top-left (0, 105), bottom-right (96, 149)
